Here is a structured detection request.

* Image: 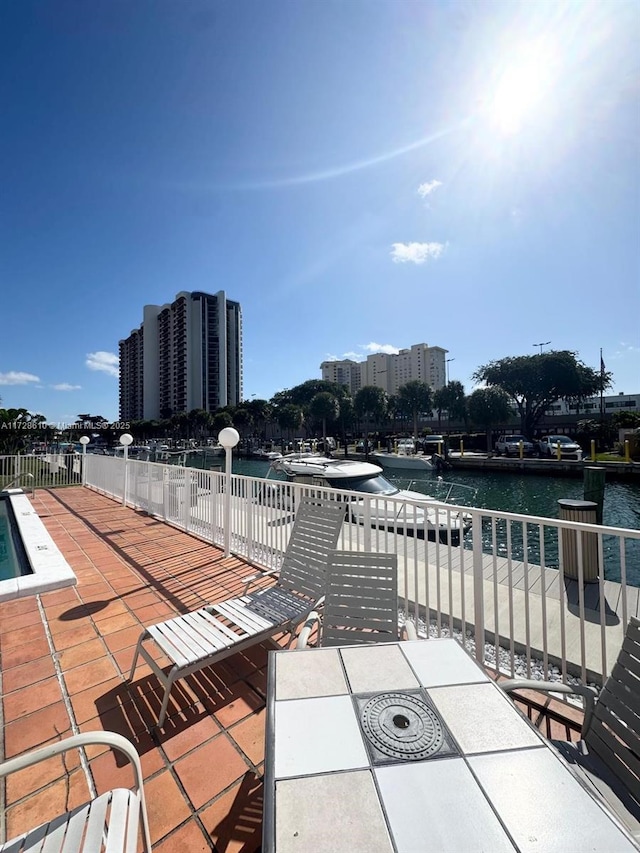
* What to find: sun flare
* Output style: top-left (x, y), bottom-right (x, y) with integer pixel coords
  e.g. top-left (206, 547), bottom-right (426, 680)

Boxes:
top-left (487, 42), bottom-right (556, 134)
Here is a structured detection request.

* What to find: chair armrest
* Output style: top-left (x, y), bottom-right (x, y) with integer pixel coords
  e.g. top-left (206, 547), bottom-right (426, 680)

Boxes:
top-left (242, 567), bottom-right (279, 594)
top-left (0, 732), bottom-right (144, 791)
top-left (296, 611), bottom-right (320, 649)
top-left (0, 731), bottom-right (152, 852)
top-left (500, 680), bottom-right (597, 735)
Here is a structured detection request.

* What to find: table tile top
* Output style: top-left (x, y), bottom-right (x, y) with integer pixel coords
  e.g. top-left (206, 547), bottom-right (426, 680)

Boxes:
top-left (400, 637), bottom-right (490, 686)
top-left (275, 647), bottom-right (348, 700)
top-left (275, 770), bottom-right (393, 853)
top-left (469, 749), bottom-right (638, 853)
top-left (340, 643), bottom-right (419, 692)
top-left (429, 683), bottom-right (542, 753)
top-left (374, 758), bottom-right (516, 853)
top-left (273, 695), bottom-right (368, 778)
top-left (265, 640), bottom-right (637, 853)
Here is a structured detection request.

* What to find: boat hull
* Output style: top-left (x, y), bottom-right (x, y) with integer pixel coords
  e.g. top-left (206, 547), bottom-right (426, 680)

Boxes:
top-left (373, 452), bottom-right (433, 471)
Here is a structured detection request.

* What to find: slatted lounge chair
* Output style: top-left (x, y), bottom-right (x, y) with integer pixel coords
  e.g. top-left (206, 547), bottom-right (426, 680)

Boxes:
top-left (0, 731), bottom-right (151, 853)
top-left (130, 496), bottom-right (345, 726)
top-left (502, 616), bottom-right (640, 840)
top-left (296, 549), bottom-right (417, 648)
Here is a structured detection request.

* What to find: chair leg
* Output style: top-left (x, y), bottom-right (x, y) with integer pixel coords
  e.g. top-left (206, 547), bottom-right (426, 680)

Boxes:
top-left (129, 631), bottom-right (149, 681)
top-left (157, 667), bottom-right (181, 728)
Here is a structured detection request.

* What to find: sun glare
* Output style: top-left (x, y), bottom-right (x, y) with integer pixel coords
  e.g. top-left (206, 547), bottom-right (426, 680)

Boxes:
top-left (487, 42), bottom-right (556, 135)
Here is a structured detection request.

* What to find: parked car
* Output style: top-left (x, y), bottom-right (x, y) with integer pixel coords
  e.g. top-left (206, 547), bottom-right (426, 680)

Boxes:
top-left (494, 435), bottom-right (535, 457)
top-left (396, 438), bottom-right (416, 454)
top-left (355, 439), bottom-right (375, 453)
top-left (419, 435), bottom-right (446, 454)
top-left (536, 435), bottom-right (583, 460)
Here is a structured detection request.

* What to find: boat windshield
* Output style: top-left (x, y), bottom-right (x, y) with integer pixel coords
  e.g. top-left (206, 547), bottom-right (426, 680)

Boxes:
top-left (325, 473), bottom-right (400, 496)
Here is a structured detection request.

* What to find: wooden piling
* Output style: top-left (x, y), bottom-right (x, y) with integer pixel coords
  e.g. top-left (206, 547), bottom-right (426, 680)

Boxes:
top-left (583, 466), bottom-right (606, 525)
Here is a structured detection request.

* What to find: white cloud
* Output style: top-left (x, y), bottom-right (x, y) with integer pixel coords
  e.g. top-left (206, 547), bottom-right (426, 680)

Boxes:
top-left (86, 351), bottom-right (119, 378)
top-left (326, 343), bottom-right (400, 362)
top-left (390, 242), bottom-right (446, 264)
top-left (52, 383), bottom-right (82, 391)
top-left (417, 179), bottom-right (442, 198)
top-left (362, 342), bottom-right (400, 355)
top-left (0, 371), bottom-right (40, 386)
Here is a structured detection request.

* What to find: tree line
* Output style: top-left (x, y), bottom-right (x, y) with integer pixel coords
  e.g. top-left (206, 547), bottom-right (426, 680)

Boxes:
top-left (2, 350), bottom-right (636, 454)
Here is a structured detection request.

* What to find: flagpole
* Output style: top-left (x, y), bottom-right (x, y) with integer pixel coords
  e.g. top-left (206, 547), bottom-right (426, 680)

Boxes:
top-left (600, 348), bottom-right (604, 421)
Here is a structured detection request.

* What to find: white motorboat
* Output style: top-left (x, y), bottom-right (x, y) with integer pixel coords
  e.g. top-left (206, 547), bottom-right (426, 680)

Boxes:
top-left (268, 455), bottom-right (471, 544)
top-left (372, 451), bottom-right (434, 471)
top-left (253, 448), bottom-right (284, 461)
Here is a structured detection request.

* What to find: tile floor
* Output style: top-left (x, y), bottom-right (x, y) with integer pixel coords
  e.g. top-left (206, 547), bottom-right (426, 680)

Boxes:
top-left (0, 486), bottom-right (583, 851)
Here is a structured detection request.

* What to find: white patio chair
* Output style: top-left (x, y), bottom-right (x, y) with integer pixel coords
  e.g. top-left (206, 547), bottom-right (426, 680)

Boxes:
top-left (130, 496), bottom-right (345, 726)
top-left (296, 549), bottom-right (417, 648)
top-left (0, 731), bottom-right (151, 853)
top-left (501, 616), bottom-right (640, 840)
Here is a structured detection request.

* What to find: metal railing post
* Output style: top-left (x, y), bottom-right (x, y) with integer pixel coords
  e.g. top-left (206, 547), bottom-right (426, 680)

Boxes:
top-left (471, 509), bottom-right (485, 664)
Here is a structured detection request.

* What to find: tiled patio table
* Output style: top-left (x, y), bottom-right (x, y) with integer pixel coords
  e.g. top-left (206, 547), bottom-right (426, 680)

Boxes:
top-left (263, 638), bottom-right (637, 852)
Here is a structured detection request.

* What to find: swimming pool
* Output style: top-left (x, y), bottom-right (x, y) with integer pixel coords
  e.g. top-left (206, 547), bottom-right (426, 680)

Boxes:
top-left (0, 490), bottom-right (77, 601)
top-left (0, 495), bottom-right (30, 580)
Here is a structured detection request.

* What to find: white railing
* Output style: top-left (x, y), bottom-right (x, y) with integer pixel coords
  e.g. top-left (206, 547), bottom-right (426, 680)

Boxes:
top-left (6, 453), bottom-right (639, 688)
top-left (1, 453), bottom-right (83, 490)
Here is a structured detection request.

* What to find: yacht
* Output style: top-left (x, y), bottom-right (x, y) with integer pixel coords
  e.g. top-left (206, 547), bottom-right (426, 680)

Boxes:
top-left (268, 454), bottom-right (471, 544)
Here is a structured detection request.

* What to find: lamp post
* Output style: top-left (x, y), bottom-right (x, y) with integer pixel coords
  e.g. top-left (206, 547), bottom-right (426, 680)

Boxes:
top-left (533, 341), bottom-right (551, 354)
top-left (79, 435), bottom-right (90, 486)
top-left (119, 433), bottom-right (133, 506)
top-left (218, 427), bottom-right (240, 557)
top-left (445, 358), bottom-right (455, 385)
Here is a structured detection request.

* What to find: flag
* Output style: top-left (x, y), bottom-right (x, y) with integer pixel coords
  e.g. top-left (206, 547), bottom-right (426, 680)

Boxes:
top-left (600, 353), bottom-right (606, 374)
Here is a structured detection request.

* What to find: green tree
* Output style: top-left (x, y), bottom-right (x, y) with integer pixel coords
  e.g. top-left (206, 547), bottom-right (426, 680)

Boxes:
top-left (279, 380), bottom-right (346, 408)
top-left (473, 350), bottom-right (610, 437)
top-left (277, 404), bottom-right (304, 445)
top-left (397, 381), bottom-right (433, 442)
top-left (0, 407), bottom-right (38, 453)
top-left (354, 386), bottom-right (387, 456)
top-left (309, 392), bottom-right (340, 448)
top-left (467, 387), bottom-right (512, 452)
top-left (187, 409), bottom-right (211, 442)
top-left (231, 406), bottom-right (253, 434)
top-left (171, 411), bottom-right (190, 439)
top-left (433, 381), bottom-right (467, 430)
top-left (244, 398), bottom-right (272, 440)
top-left (386, 394), bottom-right (401, 432)
top-left (212, 411), bottom-right (234, 432)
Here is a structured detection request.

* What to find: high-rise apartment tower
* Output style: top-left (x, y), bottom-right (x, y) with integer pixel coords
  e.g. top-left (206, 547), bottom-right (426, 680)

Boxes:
top-left (119, 290), bottom-right (243, 421)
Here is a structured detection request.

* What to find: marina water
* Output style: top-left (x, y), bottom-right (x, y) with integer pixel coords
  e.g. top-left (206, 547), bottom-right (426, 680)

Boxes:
top-left (233, 457), bottom-right (640, 586)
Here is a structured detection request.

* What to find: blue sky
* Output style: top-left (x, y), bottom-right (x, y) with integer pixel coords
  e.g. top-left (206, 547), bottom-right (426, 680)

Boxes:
top-left (1, 0), bottom-right (638, 425)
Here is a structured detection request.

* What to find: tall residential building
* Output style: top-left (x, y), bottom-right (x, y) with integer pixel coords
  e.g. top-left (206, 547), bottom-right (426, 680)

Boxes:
top-left (119, 290), bottom-right (243, 421)
top-left (320, 343), bottom-right (448, 397)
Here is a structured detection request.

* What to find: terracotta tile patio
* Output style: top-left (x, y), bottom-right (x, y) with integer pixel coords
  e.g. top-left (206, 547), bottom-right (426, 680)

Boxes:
top-left (0, 486), bottom-right (583, 851)
top-left (0, 487), bottom-right (273, 851)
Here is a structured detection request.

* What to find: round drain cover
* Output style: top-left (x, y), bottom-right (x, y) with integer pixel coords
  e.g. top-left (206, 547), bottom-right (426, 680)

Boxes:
top-left (360, 692), bottom-right (445, 761)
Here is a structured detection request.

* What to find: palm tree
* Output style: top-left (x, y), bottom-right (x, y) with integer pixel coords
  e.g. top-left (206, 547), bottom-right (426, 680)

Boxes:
top-left (354, 386), bottom-right (387, 457)
top-left (309, 392), bottom-right (340, 450)
top-left (433, 382), bottom-right (467, 431)
top-left (277, 404), bottom-right (304, 449)
top-left (398, 381), bottom-right (433, 442)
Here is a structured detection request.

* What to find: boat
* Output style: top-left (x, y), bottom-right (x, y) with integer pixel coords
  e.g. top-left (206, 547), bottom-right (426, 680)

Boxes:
top-left (372, 450), bottom-right (434, 471)
top-left (252, 448), bottom-right (283, 461)
top-left (268, 454), bottom-right (472, 544)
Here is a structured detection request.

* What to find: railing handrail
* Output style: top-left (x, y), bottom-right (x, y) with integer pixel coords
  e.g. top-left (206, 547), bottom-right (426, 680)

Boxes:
top-left (1, 471), bottom-right (35, 496)
top-left (4, 452), bottom-right (638, 689)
